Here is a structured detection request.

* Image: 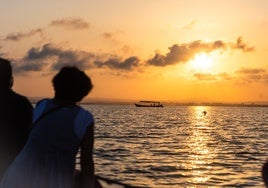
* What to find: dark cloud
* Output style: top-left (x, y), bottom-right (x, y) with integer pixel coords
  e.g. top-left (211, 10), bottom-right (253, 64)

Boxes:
top-left (3, 28), bottom-right (44, 41)
top-left (13, 44), bottom-right (95, 73)
top-left (51, 50), bottom-right (95, 71)
top-left (94, 56), bottom-right (140, 71)
top-left (13, 44), bottom-right (140, 73)
top-left (13, 59), bottom-right (46, 72)
top-left (147, 37), bottom-right (253, 67)
top-left (193, 73), bottom-right (217, 81)
top-left (25, 44), bottom-right (61, 60)
top-left (50, 18), bottom-right (90, 30)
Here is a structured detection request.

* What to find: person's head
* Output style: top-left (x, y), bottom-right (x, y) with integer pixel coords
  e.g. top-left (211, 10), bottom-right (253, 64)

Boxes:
top-left (52, 66), bottom-right (93, 103)
top-left (0, 58), bottom-right (13, 90)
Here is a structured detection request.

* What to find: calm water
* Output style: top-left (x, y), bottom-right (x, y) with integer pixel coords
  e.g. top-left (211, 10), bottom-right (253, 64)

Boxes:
top-left (82, 104), bottom-right (268, 187)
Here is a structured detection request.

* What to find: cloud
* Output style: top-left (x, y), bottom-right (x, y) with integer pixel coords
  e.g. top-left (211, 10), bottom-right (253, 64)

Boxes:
top-left (13, 44), bottom-right (140, 73)
top-left (235, 67), bottom-right (268, 83)
top-left (9, 35), bottom-right (255, 76)
top-left (101, 31), bottom-right (126, 48)
top-left (193, 72), bottom-right (234, 81)
top-left (94, 56), bottom-right (140, 71)
top-left (102, 32), bottom-right (114, 39)
top-left (3, 28), bottom-right (44, 41)
top-left (218, 72), bottom-right (233, 80)
top-left (13, 59), bottom-right (46, 73)
top-left (13, 44), bottom-right (95, 73)
top-left (50, 18), bottom-right (90, 30)
top-left (147, 37), bottom-right (254, 67)
top-left (193, 68), bottom-right (268, 83)
top-left (236, 68), bottom-right (266, 74)
top-left (147, 41), bottom-right (224, 66)
top-left (262, 74), bottom-right (268, 82)
top-left (233, 37), bottom-right (255, 52)
top-left (2, 17), bottom-right (90, 42)
top-left (182, 20), bottom-right (198, 30)
top-left (193, 73), bottom-right (217, 81)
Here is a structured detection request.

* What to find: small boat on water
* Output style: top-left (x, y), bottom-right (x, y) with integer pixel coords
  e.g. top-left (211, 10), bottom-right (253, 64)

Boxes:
top-left (135, 101), bottom-right (164, 107)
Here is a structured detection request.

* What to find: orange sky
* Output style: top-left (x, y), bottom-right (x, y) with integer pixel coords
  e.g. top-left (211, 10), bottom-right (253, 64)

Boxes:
top-left (1, 0), bottom-right (268, 103)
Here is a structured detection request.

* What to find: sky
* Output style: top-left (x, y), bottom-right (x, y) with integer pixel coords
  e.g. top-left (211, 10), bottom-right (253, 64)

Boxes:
top-left (1, 0), bottom-right (268, 103)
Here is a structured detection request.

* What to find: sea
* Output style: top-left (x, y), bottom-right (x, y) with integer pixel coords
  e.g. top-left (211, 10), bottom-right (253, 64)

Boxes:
top-left (80, 104), bottom-right (268, 187)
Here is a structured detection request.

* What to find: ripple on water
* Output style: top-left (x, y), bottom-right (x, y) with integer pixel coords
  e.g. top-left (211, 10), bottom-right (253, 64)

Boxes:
top-left (81, 105), bottom-right (268, 187)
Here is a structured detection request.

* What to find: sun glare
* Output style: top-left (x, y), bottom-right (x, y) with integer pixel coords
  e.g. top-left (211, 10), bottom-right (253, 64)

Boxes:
top-left (191, 53), bottom-right (213, 71)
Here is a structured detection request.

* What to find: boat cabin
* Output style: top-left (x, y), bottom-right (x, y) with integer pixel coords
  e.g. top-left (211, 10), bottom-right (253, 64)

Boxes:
top-left (135, 101), bottom-right (164, 107)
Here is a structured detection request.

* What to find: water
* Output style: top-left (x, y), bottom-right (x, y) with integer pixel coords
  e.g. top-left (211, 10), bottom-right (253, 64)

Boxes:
top-left (81, 104), bottom-right (268, 187)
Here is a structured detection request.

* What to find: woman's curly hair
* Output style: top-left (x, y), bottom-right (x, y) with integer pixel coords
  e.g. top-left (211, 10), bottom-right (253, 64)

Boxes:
top-left (52, 66), bottom-right (93, 102)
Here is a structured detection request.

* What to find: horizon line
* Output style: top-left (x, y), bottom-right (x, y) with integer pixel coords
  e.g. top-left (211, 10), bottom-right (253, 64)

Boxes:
top-left (28, 97), bottom-right (268, 107)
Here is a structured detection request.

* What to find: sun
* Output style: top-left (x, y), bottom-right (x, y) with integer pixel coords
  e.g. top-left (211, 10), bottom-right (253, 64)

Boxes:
top-left (191, 53), bottom-right (213, 71)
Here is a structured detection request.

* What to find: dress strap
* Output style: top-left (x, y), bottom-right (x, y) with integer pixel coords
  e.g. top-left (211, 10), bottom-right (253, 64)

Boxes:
top-left (32, 105), bottom-right (67, 126)
top-left (32, 99), bottom-right (76, 126)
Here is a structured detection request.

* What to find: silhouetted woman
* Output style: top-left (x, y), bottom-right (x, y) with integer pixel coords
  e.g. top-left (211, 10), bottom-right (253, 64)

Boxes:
top-left (263, 160), bottom-right (268, 188)
top-left (0, 66), bottom-right (95, 188)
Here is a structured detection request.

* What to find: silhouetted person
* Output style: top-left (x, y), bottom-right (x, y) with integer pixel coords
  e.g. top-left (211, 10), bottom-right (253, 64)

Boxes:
top-left (262, 160), bottom-right (268, 187)
top-left (0, 66), bottom-right (95, 188)
top-left (0, 58), bottom-right (33, 181)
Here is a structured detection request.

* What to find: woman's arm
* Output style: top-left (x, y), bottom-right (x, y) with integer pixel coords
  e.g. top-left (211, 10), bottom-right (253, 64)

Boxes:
top-left (80, 123), bottom-right (95, 188)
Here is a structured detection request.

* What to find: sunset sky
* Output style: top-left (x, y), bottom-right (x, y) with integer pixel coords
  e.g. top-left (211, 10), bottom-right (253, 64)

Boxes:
top-left (1, 0), bottom-right (268, 103)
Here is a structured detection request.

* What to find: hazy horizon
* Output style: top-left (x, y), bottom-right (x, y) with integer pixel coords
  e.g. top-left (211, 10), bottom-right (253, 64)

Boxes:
top-left (28, 96), bottom-right (268, 105)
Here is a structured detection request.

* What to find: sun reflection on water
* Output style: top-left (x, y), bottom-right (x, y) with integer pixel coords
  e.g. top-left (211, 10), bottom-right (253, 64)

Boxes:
top-left (185, 106), bottom-right (216, 185)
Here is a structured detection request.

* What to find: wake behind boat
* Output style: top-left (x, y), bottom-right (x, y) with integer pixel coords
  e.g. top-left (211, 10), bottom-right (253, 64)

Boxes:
top-left (135, 101), bottom-right (164, 107)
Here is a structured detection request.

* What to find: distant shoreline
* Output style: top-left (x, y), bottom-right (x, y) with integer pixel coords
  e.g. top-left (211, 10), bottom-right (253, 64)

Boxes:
top-left (29, 98), bottom-right (268, 107)
top-left (80, 102), bottom-right (268, 107)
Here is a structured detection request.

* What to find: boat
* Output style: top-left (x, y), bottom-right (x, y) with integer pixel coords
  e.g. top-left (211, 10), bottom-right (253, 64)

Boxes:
top-left (135, 101), bottom-right (164, 107)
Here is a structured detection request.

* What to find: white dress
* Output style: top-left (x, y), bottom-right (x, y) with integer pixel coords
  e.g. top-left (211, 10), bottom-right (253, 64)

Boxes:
top-left (0, 99), bottom-right (94, 188)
